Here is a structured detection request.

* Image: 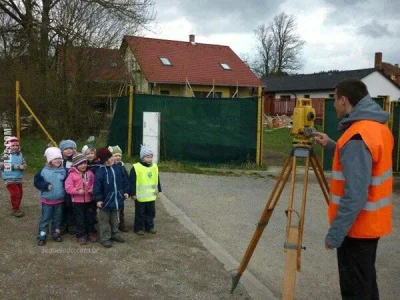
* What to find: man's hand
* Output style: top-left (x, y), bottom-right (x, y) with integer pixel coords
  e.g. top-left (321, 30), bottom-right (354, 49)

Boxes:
top-left (97, 201), bottom-right (103, 208)
top-left (18, 165), bottom-right (25, 170)
top-left (325, 242), bottom-right (335, 250)
top-left (132, 195), bottom-right (137, 200)
top-left (312, 132), bottom-right (330, 147)
top-left (48, 184), bottom-right (53, 191)
top-left (124, 193), bottom-right (129, 199)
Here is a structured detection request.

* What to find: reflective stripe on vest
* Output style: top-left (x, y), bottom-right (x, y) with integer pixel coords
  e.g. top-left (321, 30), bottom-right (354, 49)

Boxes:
top-left (328, 120), bottom-right (393, 239)
top-left (134, 162), bottom-right (158, 202)
top-left (332, 169), bottom-right (392, 186)
top-left (330, 193), bottom-right (392, 211)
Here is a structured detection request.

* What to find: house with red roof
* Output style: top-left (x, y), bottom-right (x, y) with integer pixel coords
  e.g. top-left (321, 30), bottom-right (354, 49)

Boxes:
top-left (120, 35), bottom-right (262, 97)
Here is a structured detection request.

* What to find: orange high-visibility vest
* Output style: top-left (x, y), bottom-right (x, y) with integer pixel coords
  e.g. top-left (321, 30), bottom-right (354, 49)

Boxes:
top-left (328, 120), bottom-right (393, 238)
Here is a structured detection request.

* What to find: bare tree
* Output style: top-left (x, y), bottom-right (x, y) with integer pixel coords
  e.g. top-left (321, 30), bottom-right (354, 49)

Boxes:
top-left (0, 0), bottom-right (155, 138)
top-left (252, 12), bottom-right (305, 77)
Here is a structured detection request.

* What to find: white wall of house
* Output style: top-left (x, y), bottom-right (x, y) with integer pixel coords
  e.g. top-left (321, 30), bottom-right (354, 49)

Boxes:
top-left (275, 91), bottom-right (334, 99)
top-left (361, 71), bottom-right (400, 101)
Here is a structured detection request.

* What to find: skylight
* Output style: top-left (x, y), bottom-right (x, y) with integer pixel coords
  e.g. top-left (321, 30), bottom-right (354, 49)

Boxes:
top-left (220, 63), bottom-right (231, 70)
top-left (159, 57), bottom-right (172, 66)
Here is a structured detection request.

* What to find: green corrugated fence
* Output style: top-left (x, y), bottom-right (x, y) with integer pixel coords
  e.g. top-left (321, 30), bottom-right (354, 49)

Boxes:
top-left (108, 94), bottom-right (259, 164)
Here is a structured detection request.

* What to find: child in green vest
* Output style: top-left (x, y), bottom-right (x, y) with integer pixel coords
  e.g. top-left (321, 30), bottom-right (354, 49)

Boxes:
top-left (129, 144), bottom-right (162, 235)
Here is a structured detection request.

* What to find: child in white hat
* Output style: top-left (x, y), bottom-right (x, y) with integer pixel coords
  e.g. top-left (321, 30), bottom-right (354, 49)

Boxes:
top-left (129, 145), bottom-right (162, 235)
top-left (34, 147), bottom-right (67, 246)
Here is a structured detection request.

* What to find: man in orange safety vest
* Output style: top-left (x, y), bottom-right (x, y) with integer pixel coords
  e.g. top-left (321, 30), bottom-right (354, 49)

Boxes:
top-left (313, 78), bottom-right (393, 300)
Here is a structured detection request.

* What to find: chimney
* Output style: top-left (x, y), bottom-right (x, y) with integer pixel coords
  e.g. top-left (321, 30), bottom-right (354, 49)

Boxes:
top-left (395, 64), bottom-right (399, 68)
top-left (374, 52), bottom-right (382, 69)
top-left (189, 34), bottom-right (195, 43)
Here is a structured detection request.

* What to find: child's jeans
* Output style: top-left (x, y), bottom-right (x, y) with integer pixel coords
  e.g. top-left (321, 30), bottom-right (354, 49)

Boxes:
top-left (73, 202), bottom-right (96, 238)
top-left (98, 210), bottom-right (120, 243)
top-left (37, 203), bottom-right (63, 241)
top-left (6, 183), bottom-right (23, 211)
top-left (134, 200), bottom-right (156, 232)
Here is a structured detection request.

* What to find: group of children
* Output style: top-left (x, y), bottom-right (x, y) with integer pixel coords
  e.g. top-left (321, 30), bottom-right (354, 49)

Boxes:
top-left (0, 136), bottom-right (161, 248)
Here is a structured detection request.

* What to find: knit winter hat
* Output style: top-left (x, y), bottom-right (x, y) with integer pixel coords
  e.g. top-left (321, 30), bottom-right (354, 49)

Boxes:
top-left (59, 139), bottom-right (77, 152)
top-left (108, 145), bottom-right (122, 157)
top-left (44, 147), bottom-right (62, 163)
top-left (82, 144), bottom-right (96, 155)
top-left (72, 153), bottom-right (87, 167)
top-left (140, 144), bottom-right (153, 160)
top-left (4, 136), bottom-right (20, 151)
top-left (96, 147), bottom-right (113, 164)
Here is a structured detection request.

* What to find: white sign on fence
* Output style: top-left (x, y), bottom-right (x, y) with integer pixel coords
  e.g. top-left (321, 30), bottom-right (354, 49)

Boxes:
top-left (143, 112), bottom-right (160, 163)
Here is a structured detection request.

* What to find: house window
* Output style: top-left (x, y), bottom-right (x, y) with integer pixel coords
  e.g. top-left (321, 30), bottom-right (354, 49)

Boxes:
top-left (159, 57), bottom-right (172, 66)
top-left (220, 63), bottom-right (231, 70)
top-left (160, 90), bottom-right (170, 95)
top-left (304, 94), bottom-right (310, 98)
top-left (329, 94), bottom-right (334, 98)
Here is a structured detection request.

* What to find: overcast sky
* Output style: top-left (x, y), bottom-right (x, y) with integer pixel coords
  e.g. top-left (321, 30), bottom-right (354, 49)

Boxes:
top-left (145, 0), bottom-right (400, 74)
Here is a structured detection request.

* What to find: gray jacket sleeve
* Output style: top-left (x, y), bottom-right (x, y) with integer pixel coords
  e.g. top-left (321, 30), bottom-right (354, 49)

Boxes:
top-left (325, 138), bottom-right (372, 248)
top-left (325, 139), bottom-right (336, 152)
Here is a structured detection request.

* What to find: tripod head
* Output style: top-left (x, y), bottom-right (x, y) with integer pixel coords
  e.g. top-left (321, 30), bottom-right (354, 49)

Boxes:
top-left (290, 98), bottom-right (316, 147)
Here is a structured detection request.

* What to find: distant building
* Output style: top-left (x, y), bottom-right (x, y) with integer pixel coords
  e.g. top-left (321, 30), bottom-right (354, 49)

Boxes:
top-left (262, 68), bottom-right (400, 117)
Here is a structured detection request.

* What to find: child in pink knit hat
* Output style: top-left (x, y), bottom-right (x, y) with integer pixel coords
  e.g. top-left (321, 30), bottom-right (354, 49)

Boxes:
top-left (0, 136), bottom-right (27, 217)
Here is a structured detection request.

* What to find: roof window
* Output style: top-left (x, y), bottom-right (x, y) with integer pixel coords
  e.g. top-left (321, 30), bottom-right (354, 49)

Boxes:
top-left (159, 57), bottom-right (172, 66)
top-left (220, 63), bottom-right (231, 70)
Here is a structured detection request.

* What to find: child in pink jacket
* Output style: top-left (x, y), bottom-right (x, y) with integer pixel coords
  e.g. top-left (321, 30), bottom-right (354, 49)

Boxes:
top-left (65, 153), bottom-right (96, 245)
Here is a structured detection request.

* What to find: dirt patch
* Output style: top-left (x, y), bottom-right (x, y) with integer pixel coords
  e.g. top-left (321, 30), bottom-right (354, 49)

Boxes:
top-left (0, 174), bottom-right (250, 300)
top-left (263, 148), bottom-right (286, 167)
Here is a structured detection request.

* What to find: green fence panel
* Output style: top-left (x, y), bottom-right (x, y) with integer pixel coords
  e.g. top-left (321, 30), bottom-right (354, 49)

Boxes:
top-left (322, 97), bottom-right (384, 171)
top-left (391, 102), bottom-right (400, 172)
top-left (108, 94), bottom-right (258, 164)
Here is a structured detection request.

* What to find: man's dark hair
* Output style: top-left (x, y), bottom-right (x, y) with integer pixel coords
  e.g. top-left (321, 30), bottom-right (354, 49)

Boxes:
top-left (335, 78), bottom-right (369, 106)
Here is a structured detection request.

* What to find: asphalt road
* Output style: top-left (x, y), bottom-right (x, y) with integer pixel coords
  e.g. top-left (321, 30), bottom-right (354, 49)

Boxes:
top-left (160, 171), bottom-right (400, 300)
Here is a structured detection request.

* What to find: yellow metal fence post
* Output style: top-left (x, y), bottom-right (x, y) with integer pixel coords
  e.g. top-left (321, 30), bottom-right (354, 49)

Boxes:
top-left (15, 81), bottom-right (21, 140)
top-left (127, 85), bottom-right (134, 157)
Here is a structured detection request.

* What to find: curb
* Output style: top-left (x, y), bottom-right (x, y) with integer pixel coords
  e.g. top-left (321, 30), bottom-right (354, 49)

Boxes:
top-left (159, 193), bottom-right (278, 300)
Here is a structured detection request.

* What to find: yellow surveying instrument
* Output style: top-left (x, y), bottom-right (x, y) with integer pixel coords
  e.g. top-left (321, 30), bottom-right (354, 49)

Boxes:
top-left (230, 98), bottom-right (330, 299)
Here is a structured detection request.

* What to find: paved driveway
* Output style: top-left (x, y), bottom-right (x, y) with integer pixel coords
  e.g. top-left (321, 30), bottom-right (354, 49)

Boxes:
top-left (161, 172), bottom-right (400, 300)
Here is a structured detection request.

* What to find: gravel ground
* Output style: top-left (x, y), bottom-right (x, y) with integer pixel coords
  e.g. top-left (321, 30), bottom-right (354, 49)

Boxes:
top-left (0, 174), bottom-right (250, 300)
top-left (161, 171), bottom-right (400, 300)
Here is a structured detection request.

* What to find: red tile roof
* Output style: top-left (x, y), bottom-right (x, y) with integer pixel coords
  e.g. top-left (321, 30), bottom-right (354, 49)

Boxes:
top-left (382, 62), bottom-right (400, 76)
top-left (122, 36), bottom-right (262, 87)
top-left (58, 46), bottom-right (127, 83)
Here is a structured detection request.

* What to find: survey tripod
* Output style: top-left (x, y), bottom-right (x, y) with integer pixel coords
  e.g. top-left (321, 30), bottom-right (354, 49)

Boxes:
top-left (230, 138), bottom-right (330, 300)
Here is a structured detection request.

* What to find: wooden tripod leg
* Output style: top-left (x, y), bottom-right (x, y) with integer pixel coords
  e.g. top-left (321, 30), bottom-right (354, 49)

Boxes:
top-left (297, 155), bottom-right (310, 271)
top-left (231, 156), bottom-right (293, 293)
top-left (282, 154), bottom-right (300, 300)
top-left (310, 156), bottom-right (330, 205)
